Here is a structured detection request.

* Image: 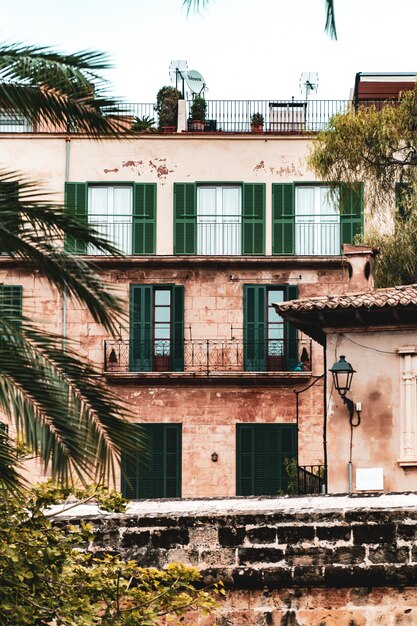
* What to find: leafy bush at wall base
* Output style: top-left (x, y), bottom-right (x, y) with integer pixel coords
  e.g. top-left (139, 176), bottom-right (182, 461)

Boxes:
top-left (0, 484), bottom-right (222, 625)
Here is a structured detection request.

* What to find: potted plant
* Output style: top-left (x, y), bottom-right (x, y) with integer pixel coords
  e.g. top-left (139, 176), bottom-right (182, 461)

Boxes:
top-left (155, 86), bottom-right (182, 132)
top-left (190, 95), bottom-right (207, 132)
top-left (132, 115), bottom-right (156, 133)
top-left (250, 112), bottom-right (264, 133)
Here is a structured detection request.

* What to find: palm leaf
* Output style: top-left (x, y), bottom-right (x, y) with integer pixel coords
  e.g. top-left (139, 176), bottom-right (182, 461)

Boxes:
top-left (324, 0), bottom-right (337, 39)
top-left (0, 43), bottom-right (127, 136)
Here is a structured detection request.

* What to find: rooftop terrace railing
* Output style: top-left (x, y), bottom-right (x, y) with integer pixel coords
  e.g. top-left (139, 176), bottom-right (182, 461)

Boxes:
top-left (0, 99), bottom-right (398, 134)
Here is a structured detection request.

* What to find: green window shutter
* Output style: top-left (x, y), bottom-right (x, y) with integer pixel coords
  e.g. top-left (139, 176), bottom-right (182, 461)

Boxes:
top-left (172, 285), bottom-right (184, 372)
top-left (0, 181), bottom-right (20, 254)
top-left (340, 183), bottom-right (364, 247)
top-left (0, 285), bottom-right (22, 324)
top-left (242, 183), bottom-right (265, 255)
top-left (132, 183), bottom-right (156, 255)
top-left (121, 424), bottom-right (181, 499)
top-left (272, 183), bottom-right (295, 255)
top-left (130, 285), bottom-right (153, 372)
top-left (174, 183), bottom-right (196, 255)
top-left (243, 285), bottom-right (266, 371)
top-left (64, 182), bottom-right (87, 254)
top-left (236, 424), bottom-right (297, 496)
top-left (286, 285), bottom-right (299, 370)
top-left (395, 182), bottom-right (411, 220)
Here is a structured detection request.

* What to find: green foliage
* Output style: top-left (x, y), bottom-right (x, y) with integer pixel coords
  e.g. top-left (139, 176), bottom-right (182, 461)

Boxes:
top-left (190, 95), bottom-right (207, 121)
top-left (283, 457), bottom-right (298, 495)
top-left (309, 88), bottom-right (417, 285)
top-left (0, 485), bottom-right (222, 625)
top-left (155, 86), bottom-right (181, 129)
top-left (250, 112), bottom-right (264, 126)
top-left (132, 115), bottom-right (156, 132)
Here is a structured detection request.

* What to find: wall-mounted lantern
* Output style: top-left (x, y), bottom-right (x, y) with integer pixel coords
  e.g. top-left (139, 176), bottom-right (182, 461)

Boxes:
top-left (211, 452), bottom-right (218, 463)
top-left (329, 355), bottom-right (361, 426)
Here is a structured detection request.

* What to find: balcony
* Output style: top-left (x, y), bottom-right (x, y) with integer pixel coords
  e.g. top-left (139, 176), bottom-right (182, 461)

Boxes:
top-left (297, 465), bottom-right (327, 495)
top-left (0, 99), bottom-right (395, 135)
top-left (103, 337), bottom-right (312, 376)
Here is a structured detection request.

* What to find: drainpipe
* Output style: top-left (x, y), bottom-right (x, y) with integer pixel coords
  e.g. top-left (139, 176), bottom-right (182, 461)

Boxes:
top-left (62, 138), bottom-right (71, 351)
top-left (323, 344), bottom-right (328, 494)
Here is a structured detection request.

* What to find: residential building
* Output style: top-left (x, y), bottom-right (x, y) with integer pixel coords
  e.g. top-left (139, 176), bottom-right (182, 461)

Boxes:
top-left (0, 95), bottom-right (369, 497)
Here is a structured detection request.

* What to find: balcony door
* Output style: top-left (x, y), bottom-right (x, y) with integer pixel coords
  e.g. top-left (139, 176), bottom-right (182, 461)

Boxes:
top-left (295, 186), bottom-right (340, 255)
top-left (88, 185), bottom-right (133, 255)
top-left (197, 186), bottom-right (242, 255)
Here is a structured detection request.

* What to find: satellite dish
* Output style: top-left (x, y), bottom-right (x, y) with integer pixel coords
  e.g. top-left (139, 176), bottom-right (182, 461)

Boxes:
top-left (185, 70), bottom-right (206, 95)
top-left (299, 72), bottom-right (319, 100)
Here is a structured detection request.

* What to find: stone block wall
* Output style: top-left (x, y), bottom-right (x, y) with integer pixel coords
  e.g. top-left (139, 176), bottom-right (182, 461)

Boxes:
top-left (59, 495), bottom-right (417, 625)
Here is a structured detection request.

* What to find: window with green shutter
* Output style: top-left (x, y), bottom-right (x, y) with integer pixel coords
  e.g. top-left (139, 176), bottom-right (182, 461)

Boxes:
top-left (243, 284), bottom-right (298, 372)
top-left (174, 182), bottom-right (265, 256)
top-left (121, 423), bottom-right (182, 499)
top-left (64, 182), bottom-right (156, 255)
top-left (0, 181), bottom-right (20, 255)
top-left (236, 424), bottom-right (297, 496)
top-left (130, 284), bottom-right (184, 372)
top-left (272, 183), bottom-right (364, 255)
top-left (0, 285), bottom-right (22, 324)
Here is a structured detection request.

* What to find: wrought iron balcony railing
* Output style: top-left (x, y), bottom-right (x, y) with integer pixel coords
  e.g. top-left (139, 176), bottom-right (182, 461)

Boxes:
top-left (0, 99), bottom-right (399, 134)
top-left (297, 465), bottom-right (327, 495)
top-left (104, 338), bottom-right (312, 375)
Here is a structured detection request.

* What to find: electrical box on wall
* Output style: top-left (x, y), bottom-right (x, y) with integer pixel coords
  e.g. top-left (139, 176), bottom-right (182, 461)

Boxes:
top-left (356, 467), bottom-right (384, 491)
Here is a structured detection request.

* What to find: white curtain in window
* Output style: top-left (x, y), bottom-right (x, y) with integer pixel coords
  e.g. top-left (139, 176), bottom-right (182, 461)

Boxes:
top-left (197, 186), bottom-right (241, 255)
top-left (88, 186), bottom-right (132, 255)
top-left (295, 186), bottom-right (340, 255)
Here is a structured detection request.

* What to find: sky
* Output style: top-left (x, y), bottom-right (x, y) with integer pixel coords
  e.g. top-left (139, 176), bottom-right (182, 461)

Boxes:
top-left (0, 0), bottom-right (416, 103)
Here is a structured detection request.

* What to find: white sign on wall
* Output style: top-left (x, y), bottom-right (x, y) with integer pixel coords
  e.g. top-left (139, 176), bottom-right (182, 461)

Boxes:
top-left (356, 467), bottom-right (384, 491)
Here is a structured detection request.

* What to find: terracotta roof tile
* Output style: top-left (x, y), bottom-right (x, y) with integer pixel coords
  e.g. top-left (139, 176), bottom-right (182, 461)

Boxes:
top-left (276, 284), bottom-right (417, 314)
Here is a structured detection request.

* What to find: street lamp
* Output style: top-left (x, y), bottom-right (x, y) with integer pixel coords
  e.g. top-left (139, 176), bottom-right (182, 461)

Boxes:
top-left (329, 355), bottom-right (360, 425)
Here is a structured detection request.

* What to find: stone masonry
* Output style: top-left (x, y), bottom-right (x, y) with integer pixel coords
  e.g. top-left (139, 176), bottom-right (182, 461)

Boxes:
top-left (55, 494), bottom-right (417, 625)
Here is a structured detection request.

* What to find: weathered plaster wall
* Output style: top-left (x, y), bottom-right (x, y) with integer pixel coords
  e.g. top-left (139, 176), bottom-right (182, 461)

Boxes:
top-left (0, 134), bottom-right (316, 256)
top-left (326, 330), bottom-right (417, 494)
top-left (56, 495), bottom-right (417, 625)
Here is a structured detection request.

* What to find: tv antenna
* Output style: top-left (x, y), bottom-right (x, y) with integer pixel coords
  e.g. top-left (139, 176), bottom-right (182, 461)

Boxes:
top-left (299, 72), bottom-right (319, 100)
top-left (169, 60), bottom-right (188, 98)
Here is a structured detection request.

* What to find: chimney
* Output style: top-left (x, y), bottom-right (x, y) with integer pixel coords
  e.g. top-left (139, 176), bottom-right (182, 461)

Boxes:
top-left (342, 244), bottom-right (379, 292)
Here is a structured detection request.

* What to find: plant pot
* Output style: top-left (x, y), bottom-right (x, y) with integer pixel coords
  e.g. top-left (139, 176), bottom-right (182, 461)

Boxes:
top-left (251, 124), bottom-right (264, 133)
top-left (162, 126), bottom-right (176, 133)
top-left (190, 120), bottom-right (205, 132)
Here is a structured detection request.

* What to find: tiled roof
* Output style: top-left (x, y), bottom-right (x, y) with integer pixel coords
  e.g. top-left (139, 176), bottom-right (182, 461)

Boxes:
top-left (276, 284), bottom-right (417, 314)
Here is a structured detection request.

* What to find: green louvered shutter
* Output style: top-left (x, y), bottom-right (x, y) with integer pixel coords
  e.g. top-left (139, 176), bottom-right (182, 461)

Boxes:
top-left (132, 183), bottom-right (156, 254)
top-left (0, 285), bottom-right (22, 324)
top-left (64, 182), bottom-right (87, 254)
top-left (130, 285), bottom-right (152, 371)
top-left (0, 181), bottom-right (19, 254)
top-left (242, 183), bottom-right (265, 255)
top-left (286, 285), bottom-right (299, 370)
top-left (121, 425), bottom-right (148, 499)
top-left (236, 424), bottom-right (297, 496)
top-left (272, 183), bottom-right (295, 254)
top-left (122, 424), bottom-right (181, 498)
top-left (172, 285), bottom-right (184, 372)
top-left (243, 285), bottom-right (266, 371)
top-left (340, 183), bottom-right (364, 247)
top-left (174, 183), bottom-right (196, 254)
top-left (395, 182), bottom-right (411, 220)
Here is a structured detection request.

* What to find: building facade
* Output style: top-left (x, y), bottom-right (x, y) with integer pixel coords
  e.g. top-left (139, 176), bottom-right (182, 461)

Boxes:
top-left (0, 106), bottom-right (366, 497)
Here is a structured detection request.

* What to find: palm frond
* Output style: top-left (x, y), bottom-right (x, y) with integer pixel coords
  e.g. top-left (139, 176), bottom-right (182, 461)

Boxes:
top-left (0, 313), bottom-right (144, 486)
top-left (183, 0), bottom-right (209, 14)
top-left (0, 427), bottom-right (23, 492)
top-left (0, 43), bottom-right (126, 136)
top-left (0, 170), bottom-right (125, 334)
top-left (324, 0), bottom-right (337, 39)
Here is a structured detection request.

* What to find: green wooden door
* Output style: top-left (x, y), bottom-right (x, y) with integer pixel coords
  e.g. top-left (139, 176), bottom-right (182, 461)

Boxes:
top-left (130, 285), bottom-right (153, 371)
top-left (236, 424), bottom-right (297, 495)
top-left (121, 424), bottom-right (182, 498)
top-left (243, 285), bottom-right (266, 371)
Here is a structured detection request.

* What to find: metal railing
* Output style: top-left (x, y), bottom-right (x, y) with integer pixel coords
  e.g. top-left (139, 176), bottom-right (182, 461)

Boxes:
top-left (295, 218), bottom-right (341, 255)
top-left (0, 99), bottom-right (401, 134)
top-left (297, 465), bottom-right (327, 494)
top-left (104, 337), bottom-right (312, 374)
top-left (86, 220), bottom-right (132, 255)
top-left (197, 219), bottom-right (241, 255)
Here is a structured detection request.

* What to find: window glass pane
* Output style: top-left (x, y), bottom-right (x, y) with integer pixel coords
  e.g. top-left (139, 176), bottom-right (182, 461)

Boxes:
top-left (320, 186), bottom-right (339, 218)
top-left (154, 340), bottom-right (171, 355)
top-left (155, 307), bottom-right (170, 322)
top-left (222, 187), bottom-right (241, 221)
top-left (269, 326), bottom-right (284, 340)
top-left (197, 187), bottom-right (217, 221)
top-left (89, 187), bottom-right (109, 219)
top-left (155, 290), bottom-right (171, 305)
top-left (154, 324), bottom-right (170, 339)
top-left (113, 187), bottom-right (133, 221)
top-left (268, 290), bottom-right (284, 305)
top-left (295, 187), bottom-right (315, 217)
